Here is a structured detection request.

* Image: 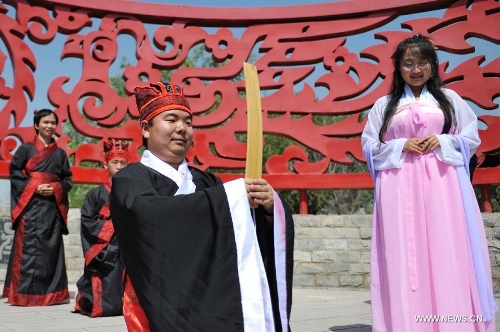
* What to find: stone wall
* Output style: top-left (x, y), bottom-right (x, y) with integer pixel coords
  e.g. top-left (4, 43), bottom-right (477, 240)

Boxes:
top-left (1, 208), bottom-right (500, 294)
top-left (0, 209), bottom-right (85, 284)
top-left (292, 213), bottom-right (500, 293)
top-left (293, 214), bottom-right (372, 289)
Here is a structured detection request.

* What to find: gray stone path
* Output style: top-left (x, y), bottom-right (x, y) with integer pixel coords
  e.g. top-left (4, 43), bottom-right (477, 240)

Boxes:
top-left (0, 283), bottom-right (499, 331)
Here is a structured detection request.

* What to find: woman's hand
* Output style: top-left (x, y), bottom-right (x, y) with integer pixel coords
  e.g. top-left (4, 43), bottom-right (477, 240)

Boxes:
top-left (36, 184), bottom-right (54, 196)
top-left (403, 138), bottom-right (424, 154)
top-left (418, 135), bottom-right (440, 153)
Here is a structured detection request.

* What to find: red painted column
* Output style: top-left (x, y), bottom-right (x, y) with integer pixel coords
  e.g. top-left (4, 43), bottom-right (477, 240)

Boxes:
top-left (481, 185), bottom-right (493, 213)
top-left (299, 189), bottom-right (308, 215)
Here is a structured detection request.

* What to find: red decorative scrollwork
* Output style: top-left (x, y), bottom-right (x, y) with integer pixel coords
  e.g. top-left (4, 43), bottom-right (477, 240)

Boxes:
top-left (0, 0), bottom-right (498, 188)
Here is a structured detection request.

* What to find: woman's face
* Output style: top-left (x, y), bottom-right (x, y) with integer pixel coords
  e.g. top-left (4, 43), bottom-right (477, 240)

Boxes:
top-left (399, 48), bottom-right (432, 96)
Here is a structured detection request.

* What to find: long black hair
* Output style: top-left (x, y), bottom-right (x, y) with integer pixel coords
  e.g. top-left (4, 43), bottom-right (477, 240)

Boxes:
top-left (378, 34), bottom-right (455, 141)
top-left (34, 108), bottom-right (59, 134)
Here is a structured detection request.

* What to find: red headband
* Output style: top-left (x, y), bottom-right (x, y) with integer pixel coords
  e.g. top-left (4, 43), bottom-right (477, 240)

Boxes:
top-left (135, 82), bottom-right (192, 124)
top-left (103, 139), bottom-right (129, 162)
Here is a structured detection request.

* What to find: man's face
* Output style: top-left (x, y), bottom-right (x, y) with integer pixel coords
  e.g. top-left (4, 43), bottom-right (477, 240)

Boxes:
top-left (142, 109), bottom-right (194, 165)
top-left (104, 159), bottom-right (127, 177)
top-left (35, 113), bottom-right (57, 140)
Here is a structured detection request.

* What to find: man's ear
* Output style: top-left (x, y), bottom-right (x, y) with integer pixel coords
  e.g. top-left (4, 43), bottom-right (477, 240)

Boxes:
top-left (141, 120), bottom-right (150, 138)
top-left (103, 162), bottom-right (109, 170)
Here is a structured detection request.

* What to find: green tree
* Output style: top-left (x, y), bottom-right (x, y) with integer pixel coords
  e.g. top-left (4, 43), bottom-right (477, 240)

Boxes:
top-left (64, 121), bottom-right (100, 208)
top-left (271, 114), bottom-right (374, 215)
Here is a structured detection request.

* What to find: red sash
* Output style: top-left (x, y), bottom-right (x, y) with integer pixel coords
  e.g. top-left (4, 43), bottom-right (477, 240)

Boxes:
top-left (25, 136), bottom-right (57, 174)
top-left (11, 137), bottom-right (66, 225)
top-left (123, 273), bottom-right (150, 332)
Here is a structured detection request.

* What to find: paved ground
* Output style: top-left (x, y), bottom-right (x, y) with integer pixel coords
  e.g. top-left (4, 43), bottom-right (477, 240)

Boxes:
top-left (291, 288), bottom-right (372, 332)
top-left (0, 284), bottom-right (498, 331)
top-left (0, 284), bottom-right (372, 332)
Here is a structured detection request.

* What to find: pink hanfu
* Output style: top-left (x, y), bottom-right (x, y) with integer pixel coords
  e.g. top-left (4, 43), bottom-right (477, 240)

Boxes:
top-left (365, 98), bottom-right (496, 332)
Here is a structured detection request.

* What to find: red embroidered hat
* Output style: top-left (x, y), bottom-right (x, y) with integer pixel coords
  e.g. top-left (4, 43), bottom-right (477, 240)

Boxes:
top-left (103, 139), bottom-right (129, 162)
top-left (134, 82), bottom-right (192, 123)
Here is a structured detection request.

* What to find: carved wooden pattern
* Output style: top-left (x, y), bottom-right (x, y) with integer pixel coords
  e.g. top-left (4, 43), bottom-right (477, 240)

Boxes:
top-left (0, 0), bottom-right (498, 188)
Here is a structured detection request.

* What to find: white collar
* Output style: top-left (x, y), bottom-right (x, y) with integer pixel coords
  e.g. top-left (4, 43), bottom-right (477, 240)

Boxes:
top-left (399, 84), bottom-right (435, 105)
top-left (140, 150), bottom-right (196, 195)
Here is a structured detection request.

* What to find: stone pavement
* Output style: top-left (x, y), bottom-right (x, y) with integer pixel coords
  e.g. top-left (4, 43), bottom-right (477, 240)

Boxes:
top-left (0, 284), bottom-right (371, 332)
top-left (0, 283), bottom-right (499, 332)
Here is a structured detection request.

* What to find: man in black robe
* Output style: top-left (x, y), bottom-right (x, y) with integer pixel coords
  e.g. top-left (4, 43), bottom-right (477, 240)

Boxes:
top-left (110, 81), bottom-right (294, 332)
top-left (74, 139), bottom-right (128, 317)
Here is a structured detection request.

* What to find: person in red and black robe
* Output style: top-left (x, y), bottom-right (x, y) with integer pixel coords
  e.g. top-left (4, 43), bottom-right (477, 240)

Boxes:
top-left (74, 139), bottom-right (128, 317)
top-left (110, 81), bottom-right (295, 332)
top-left (2, 108), bottom-right (72, 306)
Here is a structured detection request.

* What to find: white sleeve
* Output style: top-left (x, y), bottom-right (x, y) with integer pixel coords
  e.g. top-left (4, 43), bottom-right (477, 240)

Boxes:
top-left (433, 89), bottom-right (480, 166)
top-left (222, 179), bottom-right (275, 332)
top-left (361, 96), bottom-right (408, 170)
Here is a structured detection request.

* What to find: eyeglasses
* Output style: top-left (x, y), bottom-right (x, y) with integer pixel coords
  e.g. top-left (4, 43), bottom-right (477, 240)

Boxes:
top-left (400, 61), bottom-right (430, 70)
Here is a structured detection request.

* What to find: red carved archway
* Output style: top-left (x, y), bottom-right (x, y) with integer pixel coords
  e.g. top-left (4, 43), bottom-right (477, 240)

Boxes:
top-left (0, 0), bottom-right (499, 209)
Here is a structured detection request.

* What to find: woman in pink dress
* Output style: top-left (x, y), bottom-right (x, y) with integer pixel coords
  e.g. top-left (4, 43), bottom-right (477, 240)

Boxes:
top-left (362, 34), bottom-right (497, 331)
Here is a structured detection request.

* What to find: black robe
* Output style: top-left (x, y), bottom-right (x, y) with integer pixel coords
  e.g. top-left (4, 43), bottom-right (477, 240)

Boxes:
top-left (74, 180), bottom-right (124, 317)
top-left (3, 139), bottom-right (72, 306)
top-left (110, 162), bottom-right (294, 332)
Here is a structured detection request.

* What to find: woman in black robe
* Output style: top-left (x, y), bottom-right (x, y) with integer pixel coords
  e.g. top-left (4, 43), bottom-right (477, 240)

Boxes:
top-left (2, 108), bottom-right (72, 306)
